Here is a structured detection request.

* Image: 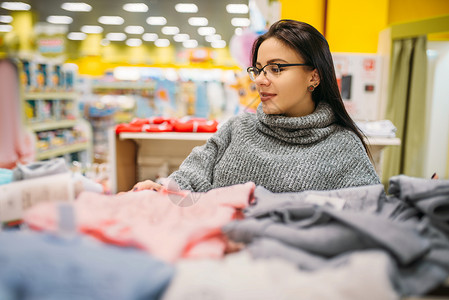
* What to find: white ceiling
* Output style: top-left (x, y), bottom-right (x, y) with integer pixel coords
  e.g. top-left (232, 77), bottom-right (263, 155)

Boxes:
top-left (0, 0), bottom-right (250, 48)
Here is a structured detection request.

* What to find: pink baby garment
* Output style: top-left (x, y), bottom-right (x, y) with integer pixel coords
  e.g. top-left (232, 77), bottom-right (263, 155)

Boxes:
top-left (24, 182), bottom-right (255, 262)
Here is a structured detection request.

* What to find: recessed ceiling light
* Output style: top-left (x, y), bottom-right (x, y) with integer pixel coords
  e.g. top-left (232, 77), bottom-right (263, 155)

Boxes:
top-left (0, 24), bottom-right (12, 32)
top-left (211, 40), bottom-right (226, 48)
top-left (0, 15), bottom-right (13, 23)
top-left (47, 16), bottom-right (73, 25)
top-left (188, 17), bottom-right (208, 26)
top-left (146, 16), bottom-right (167, 26)
top-left (125, 26), bottom-right (144, 34)
top-left (197, 27), bottom-right (215, 36)
top-left (123, 3), bottom-right (148, 12)
top-left (0, 2), bottom-right (30, 11)
top-left (98, 16), bottom-right (124, 25)
top-left (175, 3), bottom-right (198, 13)
top-left (226, 4), bottom-right (249, 14)
top-left (183, 39), bottom-right (198, 48)
top-left (67, 32), bottom-right (87, 40)
top-left (174, 33), bottom-right (190, 42)
top-left (234, 27), bottom-right (243, 35)
top-left (205, 34), bottom-right (221, 42)
top-left (106, 32), bottom-right (127, 41)
top-left (155, 39), bottom-right (170, 47)
top-left (81, 25), bottom-right (103, 34)
top-left (231, 17), bottom-right (250, 27)
top-left (126, 38), bottom-right (142, 47)
top-left (161, 26), bottom-right (179, 35)
top-left (61, 2), bottom-right (92, 12)
top-left (142, 33), bottom-right (158, 41)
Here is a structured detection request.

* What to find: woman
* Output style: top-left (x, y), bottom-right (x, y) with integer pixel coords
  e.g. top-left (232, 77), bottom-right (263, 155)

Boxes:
top-left (134, 19), bottom-right (379, 193)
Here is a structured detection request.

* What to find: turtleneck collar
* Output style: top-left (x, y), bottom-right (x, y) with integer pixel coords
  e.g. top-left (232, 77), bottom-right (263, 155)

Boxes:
top-left (256, 102), bottom-right (338, 144)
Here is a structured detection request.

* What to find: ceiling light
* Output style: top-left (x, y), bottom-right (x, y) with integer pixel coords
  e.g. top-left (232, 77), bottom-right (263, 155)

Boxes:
top-left (211, 40), bottom-right (226, 48)
top-left (188, 17), bottom-right (208, 26)
top-left (161, 26), bottom-right (179, 35)
top-left (1, 2), bottom-right (30, 10)
top-left (175, 3), bottom-right (198, 13)
top-left (81, 25), bottom-right (103, 34)
top-left (197, 27), bottom-right (216, 36)
top-left (234, 27), bottom-right (243, 35)
top-left (0, 24), bottom-right (12, 32)
top-left (47, 15), bottom-right (73, 24)
top-left (146, 16), bottom-right (167, 25)
top-left (125, 25), bottom-right (144, 34)
top-left (98, 16), bottom-right (124, 25)
top-left (126, 38), bottom-right (142, 47)
top-left (67, 32), bottom-right (87, 40)
top-left (155, 39), bottom-right (170, 47)
top-left (205, 34), bottom-right (221, 42)
top-left (61, 2), bottom-right (92, 12)
top-left (123, 3), bottom-right (148, 12)
top-left (101, 39), bottom-right (110, 46)
top-left (231, 17), bottom-right (250, 27)
top-left (0, 15), bottom-right (13, 23)
top-left (106, 32), bottom-right (127, 41)
top-left (174, 33), bottom-right (190, 42)
top-left (183, 39), bottom-right (198, 48)
top-left (226, 4), bottom-right (249, 14)
top-left (142, 33), bottom-right (158, 41)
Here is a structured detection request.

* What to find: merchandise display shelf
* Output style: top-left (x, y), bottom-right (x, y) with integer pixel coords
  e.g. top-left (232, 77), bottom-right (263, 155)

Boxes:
top-left (23, 92), bottom-right (78, 100)
top-left (36, 142), bottom-right (89, 160)
top-left (119, 132), bottom-right (214, 141)
top-left (28, 120), bottom-right (77, 132)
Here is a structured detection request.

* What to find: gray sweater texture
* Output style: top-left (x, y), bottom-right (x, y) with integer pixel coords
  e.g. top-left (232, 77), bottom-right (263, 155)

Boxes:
top-left (168, 102), bottom-right (380, 192)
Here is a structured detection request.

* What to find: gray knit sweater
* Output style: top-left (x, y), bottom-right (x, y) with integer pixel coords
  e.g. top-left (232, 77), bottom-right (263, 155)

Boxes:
top-left (169, 102), bottom-right (380, 193)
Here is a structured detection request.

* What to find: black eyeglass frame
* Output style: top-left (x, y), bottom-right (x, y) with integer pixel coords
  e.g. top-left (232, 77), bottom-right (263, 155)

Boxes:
top-left (246, 63), bottom-right (313, 80)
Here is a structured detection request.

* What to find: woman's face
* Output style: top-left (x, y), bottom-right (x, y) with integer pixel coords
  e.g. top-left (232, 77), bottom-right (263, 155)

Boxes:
top-left (254, 37), bottom-right (319, 117)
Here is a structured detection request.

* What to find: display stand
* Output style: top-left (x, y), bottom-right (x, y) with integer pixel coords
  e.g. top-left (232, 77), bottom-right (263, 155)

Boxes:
top-left (110, 131), bottom-right (400, 193)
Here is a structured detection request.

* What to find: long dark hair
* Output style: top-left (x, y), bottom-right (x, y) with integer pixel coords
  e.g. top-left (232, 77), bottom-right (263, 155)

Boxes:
top-left (251, 19), bottom-right (370, 155)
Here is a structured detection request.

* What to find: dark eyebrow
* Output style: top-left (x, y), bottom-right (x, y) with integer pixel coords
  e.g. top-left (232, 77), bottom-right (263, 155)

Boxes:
top-left (255, 58), bottom-right (289, 66)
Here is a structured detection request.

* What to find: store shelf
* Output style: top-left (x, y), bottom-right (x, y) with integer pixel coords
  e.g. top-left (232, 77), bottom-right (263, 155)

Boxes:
top-left (27, 119), bottom-right (77, 132)
top-left (119, 132), bottom-right (214, 141)
top-left (365, 137), bottom-right (401, 146)
top-left (23, 92), bottom-right (78, 100)
top-left (92, 82), bottom-right (154, 90)
top-left (36, 142), bottom-right (89, 160)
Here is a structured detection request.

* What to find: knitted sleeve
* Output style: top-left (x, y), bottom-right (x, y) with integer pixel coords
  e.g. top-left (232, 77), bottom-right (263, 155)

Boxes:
top-left (167, 117), bottom-right (235, 192)
top-left (327, 130), bottom-right (381, 188)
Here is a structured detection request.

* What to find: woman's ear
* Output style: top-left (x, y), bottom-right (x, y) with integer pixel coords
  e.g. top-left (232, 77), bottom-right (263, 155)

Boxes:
top-left (310, 69), bottom-right (320, 87)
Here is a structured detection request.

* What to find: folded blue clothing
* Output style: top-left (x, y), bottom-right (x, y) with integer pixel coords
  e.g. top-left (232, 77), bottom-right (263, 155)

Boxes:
top-left (0, 231), bottom-right (175, 300)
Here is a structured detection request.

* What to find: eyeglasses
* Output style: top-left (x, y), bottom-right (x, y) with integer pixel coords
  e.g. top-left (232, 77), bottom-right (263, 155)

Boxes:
top-left (247, 63), bottom-right (312, 82)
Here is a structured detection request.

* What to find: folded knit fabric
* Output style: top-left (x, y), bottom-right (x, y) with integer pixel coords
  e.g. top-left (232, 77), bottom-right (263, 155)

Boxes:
top-left (388, 175), bottom-right (449, 233)
top-left (162, 250), bottom-right (398, 300)
top-left (24, 182), bottom-right (255, 262)
top-left (246, 184), bottom-right (386, 218)
top-left (12, 157), bottom-right (69, 181)
top-left (0, 230), bottom-right (174, 300)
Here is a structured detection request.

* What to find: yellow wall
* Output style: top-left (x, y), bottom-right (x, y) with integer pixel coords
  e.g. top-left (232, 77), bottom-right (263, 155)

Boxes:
top-left (388, 0), bottom-right (449, 25)
top-left (279, 0), bottom-right (325, 34)
top-left (326, 0), bottom-right (389, 53)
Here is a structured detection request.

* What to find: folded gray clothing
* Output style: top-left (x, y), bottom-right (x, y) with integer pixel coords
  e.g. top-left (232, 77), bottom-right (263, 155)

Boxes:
top-left (320, 207), bottom-right (431, 266)
top-left (388, 175), bottom-right (449, 200)
top-left (13, 158), bottom-right (69, 180)
top-left (246, 238), bottom-right (327, 271)
top-left (247, 184), bottom-right (386, 218)
top-left (224, 205), bottom-right (430, 266)
top-left (223, 217), bottom-right (374, 257)
top-left (388, 175), bottom-right (449, 233)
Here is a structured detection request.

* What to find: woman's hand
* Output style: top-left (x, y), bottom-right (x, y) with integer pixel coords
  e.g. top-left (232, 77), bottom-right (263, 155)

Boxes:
top-left (131, 180), bottom-right (162, 192)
